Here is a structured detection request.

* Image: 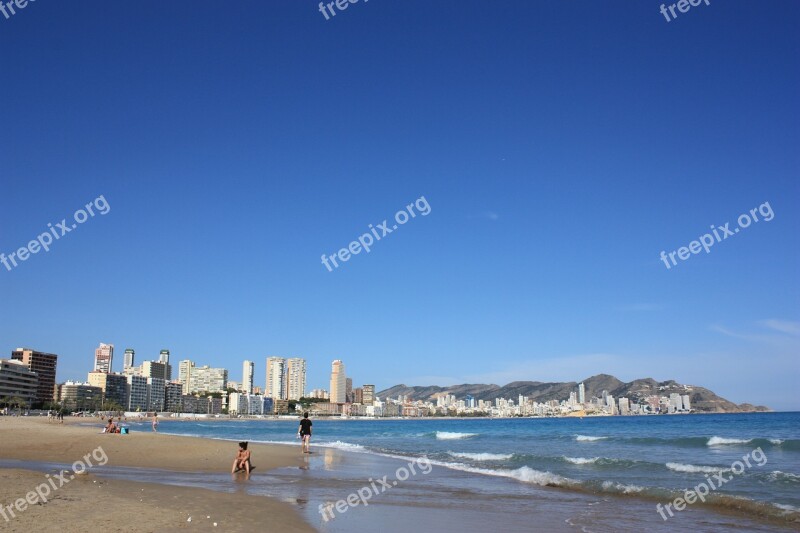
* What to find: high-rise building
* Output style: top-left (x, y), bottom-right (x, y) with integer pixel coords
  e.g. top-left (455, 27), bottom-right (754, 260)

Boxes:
top-left (681, 394), bottom-right (691, 411)
top-left (158, 350), bottom-right (172, 380)
top-left (266, 357), bottom-right (286, 399)
top-left (178, 360), bottom-right (195, 394)
top-left (242, 360), bottom-right (254, 394)
top-left (141, 361), bottom-right (169, 380)
top-left (346, 377), bottom-right (353, 403)
top-left (0, 359), bottom-right (39, 407)
top-left (363, 384), bottom-right (375, 406)
top-left (126, 375), bottom-right (148, 411)
top-left (578, 382), bottom-right (585, 405)
top-left (94, 343), bottom-right (114, 373)
top-left (147, 377), bottom-right (166, 411)
top-left (87, 371), bottom-right (128, 409)
top-left (286, 358), bottom-right (306, 400)
top-left (188, 366), bottom-right (228, 394)
top-left (123, 349), bottom-right (135, 370)
top-left (56, 382), bottom-right (102, 412)
top-left (11, 348), bottom-right (58, 406)
top-left (354, 387), bottom-right (363, 404)
top-left (329, 360), bottom-right (346, 404)
top-left (165, 382), bottom-right (183, 412)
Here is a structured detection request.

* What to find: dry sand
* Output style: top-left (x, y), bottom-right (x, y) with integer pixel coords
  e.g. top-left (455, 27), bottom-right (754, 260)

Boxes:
top-left (0, 417), bottom-right (315, 532)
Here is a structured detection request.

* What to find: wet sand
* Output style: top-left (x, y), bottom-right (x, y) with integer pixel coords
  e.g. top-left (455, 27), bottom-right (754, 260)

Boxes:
top-left (0, 417), bottom-right (314, 532)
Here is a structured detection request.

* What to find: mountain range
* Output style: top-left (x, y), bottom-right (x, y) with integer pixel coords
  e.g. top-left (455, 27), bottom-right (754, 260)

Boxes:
top-left (377, 374), bottom-right (770, 413)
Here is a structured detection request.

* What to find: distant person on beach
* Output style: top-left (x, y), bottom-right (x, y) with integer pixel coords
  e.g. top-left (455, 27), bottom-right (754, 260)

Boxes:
top-left (232, 441), bottom-right (251, 474)
top-left (298, 412), bottom-right (312, 453)
top-left (104, 418), bottom-right (117, 434)
top-left (152, 413), bottom-right (158, 432)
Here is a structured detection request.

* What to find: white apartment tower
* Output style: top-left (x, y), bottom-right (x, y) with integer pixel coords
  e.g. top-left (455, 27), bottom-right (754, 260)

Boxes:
top-left (286, 358), bottom-right (306, 401)
top-left (242, 360), bottom-right (254, 394)
top-left (265, 357), bottom-right (286, 399)
top-left (329, 359), bottom-right (346, 404)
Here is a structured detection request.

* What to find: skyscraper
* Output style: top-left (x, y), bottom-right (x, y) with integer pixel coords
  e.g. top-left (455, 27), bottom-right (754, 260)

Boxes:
top-left (158, 349), bottom-right (172, 380)
top-left (265, 357), bottom-right (286, 399)
top-left (94, 343), bottom-right (114, 373)
top-left (578, 382), bottom-right (585, 405)
top-left (346, 377), bottom-right (353, 403)
top-left (286, 358), bottom-right (306, 400)
top-left (242, 360), bottom-right (254, 394)
top-left (329, 360), bottom-right (346, 404)
top-left (11, 347), bottom-right (58, 406)
top-left (178, 360), bottom-right (194, 394)
top-left (123, 348), bottom-right (135, 370)
top-left (363, 384), bottom-right (375, 406)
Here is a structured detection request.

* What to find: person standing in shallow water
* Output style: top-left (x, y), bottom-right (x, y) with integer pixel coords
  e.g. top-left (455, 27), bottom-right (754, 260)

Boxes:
top-left (152, 412), bottom-right (158, 432)
top-left (298, 412), bottom-right (312, 453)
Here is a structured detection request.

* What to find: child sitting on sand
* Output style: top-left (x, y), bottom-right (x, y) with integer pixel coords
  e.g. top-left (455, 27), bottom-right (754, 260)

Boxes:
top-left (231, 442), bottom-right (251, 474)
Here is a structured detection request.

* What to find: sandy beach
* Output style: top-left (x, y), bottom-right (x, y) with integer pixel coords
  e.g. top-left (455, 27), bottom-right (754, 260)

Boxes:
top-left (0, 417), bottom-right (315, 532)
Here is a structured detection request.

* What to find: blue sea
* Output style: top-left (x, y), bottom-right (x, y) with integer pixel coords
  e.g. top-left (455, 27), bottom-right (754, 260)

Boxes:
top-left (154, 412), bottom-right (800, 528)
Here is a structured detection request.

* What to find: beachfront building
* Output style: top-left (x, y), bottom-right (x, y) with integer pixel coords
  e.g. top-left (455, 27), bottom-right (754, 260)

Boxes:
top-left (93, 343), bottom-right (114, 373)
top-left (11, 347), bottom-right (58, 406)
top-left (265, 357), bottom-right (286, 399)
top-left (286, 358), bottom-right (306, 400)
top-left (229, 393), bottom-right (274, 415)
top-left (147, 377), bottom-right (166, 411)
top-left (345, 377), bottom-right (353, 403)
top-left (141, 361), bottom-right (169, 380)
top-left (158, 350), bottom-right (172, 380)
top-left (309, 388), bottom-right (329, 399)
top-left (126, 375), bottom-right (148, 411)
top-left (165, 382), bottom-right (183, 412)
top-left (123, 348), bottom-right (135, 371)
top-left (87, 371), bottom-right (128, 409)
top-left (189, 366), bottom-right (228, 394)
top-left (178, 360), bottom-right (194, 393)
top-left (363, 384), bottom-right (375, 406)
top-left (329, 360), bottom-right (346, 404)
top-left (55, 381), bottom-right (102, 412)
top-left (0, 359), bottom-right (39, 407)
top-left (242, 360), bottom-right (254, 394)
top-left (578, 382), bottom-right (586, 405)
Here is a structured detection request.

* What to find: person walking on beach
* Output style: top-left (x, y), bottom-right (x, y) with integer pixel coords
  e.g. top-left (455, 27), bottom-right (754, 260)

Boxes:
top-left (151, 412), bottom-right (158, 432)
top-left (298, 412), bottom-right (312, 454)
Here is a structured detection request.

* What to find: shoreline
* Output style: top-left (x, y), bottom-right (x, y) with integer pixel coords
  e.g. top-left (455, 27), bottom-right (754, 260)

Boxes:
top-left (3, 417), bottom-right (798, 532)
top-left (0, 417), bottom-right (314, 532)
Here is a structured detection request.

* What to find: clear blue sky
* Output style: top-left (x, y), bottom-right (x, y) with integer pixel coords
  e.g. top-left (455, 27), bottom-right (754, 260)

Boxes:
top-left (1, 1), bottom-right (798, 409)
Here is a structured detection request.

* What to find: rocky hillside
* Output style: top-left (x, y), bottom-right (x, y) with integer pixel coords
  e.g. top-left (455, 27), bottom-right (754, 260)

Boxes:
top-left (378, 374), bottom-right (770, 413)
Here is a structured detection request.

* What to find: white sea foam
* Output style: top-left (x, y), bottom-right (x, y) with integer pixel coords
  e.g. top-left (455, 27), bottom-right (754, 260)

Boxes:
top-left (436, 431), bottom-right (478, 440)
top-left (666, 462), bottom-right (728, 474)
top-left (769, 439), bottom-right (784, 445)
top-left (767, 471), bottom-right (800, 482)
top-left (601, 481), bottom-right (644, 494)
top-left (564, 456), bottom-right (600, 465)
top-left (442, 464), bottom-right (576, 487)
top-left (575, 435), bottom-right (607, 442)
top-left (448, 452), bottom-right (513, 461)
top-left (707, 436), bottom-right (751, 446)
top-left (316, 440), bottom-right (367, 451)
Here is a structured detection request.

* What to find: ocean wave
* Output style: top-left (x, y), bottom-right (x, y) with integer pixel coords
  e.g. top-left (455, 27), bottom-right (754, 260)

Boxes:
top-left (600, 481), bottom-right (644, 494)
top-left (442, 463), bottom-right (577, 488)
top-left (666, 462), bottom-right (729, 474)
top-left (575, 435), bottom-right (607, 442)
top-left (564, 456), bottom-right (600, 465)
top-left (707, 436), bottom-right (753, 446)
top-left (765, 471), bottom-right (800, 483)
top-left (770, 439), bottom-right (784, 445)
top-left (448, 452), bottom-right (513, 461)
top-left (436, 431), bottom-right (478, 440)
top-left (316, 440), bottom-right (367, 451)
